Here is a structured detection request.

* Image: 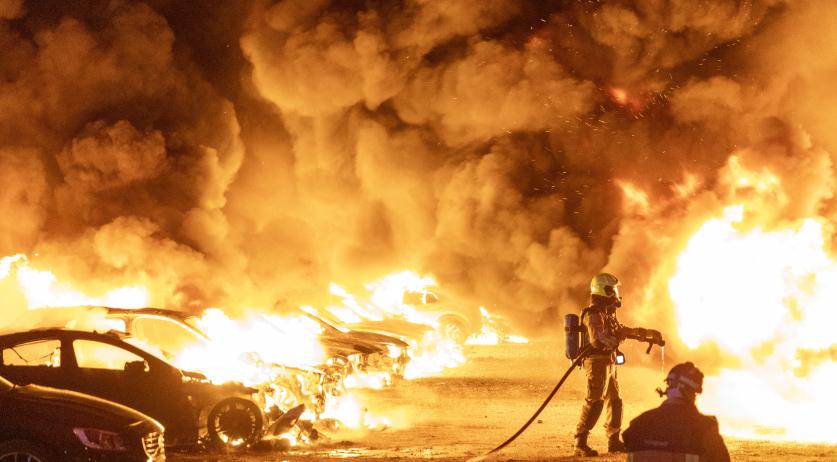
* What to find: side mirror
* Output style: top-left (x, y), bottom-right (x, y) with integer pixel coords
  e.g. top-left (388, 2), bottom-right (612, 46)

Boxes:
top-left (124, 360), bottom-right (149, 375)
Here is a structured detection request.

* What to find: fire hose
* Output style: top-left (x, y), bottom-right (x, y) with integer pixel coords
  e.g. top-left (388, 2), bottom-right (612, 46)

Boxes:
top-left (465, 344), bottom-right (593, 462)
top-left (466, 315), bottom-right (665, 462)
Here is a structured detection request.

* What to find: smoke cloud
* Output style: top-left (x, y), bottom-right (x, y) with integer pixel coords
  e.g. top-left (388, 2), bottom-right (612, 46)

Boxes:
top-left (5, 0), bottom-right (837, 342)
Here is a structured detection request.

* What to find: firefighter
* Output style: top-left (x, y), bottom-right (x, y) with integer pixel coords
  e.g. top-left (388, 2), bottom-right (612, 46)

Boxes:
top-left (573, 272), bottom-right (660, 457)
top-left (623, 362), bottom-right (730, 462)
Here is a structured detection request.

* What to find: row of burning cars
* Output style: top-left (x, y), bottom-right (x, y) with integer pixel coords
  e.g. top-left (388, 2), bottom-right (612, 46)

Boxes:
top-left (0, 287), bottom-right (519, 461)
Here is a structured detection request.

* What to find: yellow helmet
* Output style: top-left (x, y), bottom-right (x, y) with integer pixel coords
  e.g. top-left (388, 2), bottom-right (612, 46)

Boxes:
top-left (590, 272), bottom-right (619, 298)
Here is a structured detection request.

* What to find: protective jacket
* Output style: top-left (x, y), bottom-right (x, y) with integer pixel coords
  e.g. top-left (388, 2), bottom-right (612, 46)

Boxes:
top-left (623, 399), bottom-right (730, 462)
top-left (582, 305), bottom-right (621, 356)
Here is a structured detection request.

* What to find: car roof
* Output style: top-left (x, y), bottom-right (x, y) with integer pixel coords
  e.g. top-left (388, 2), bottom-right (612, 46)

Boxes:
top-left (104, 307), bottom-right (196, 321)
top-left (0, 328), bottom-right (179, 365)
top-left (0, 327), bottom-right (130, 344)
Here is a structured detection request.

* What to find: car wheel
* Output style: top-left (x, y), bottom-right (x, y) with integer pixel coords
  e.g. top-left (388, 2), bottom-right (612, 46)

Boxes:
top-left (439, 315), bottom-right (470, 343)
top-left (0, 440), bottom-right (53, 462)
top-left (206, 398), bottom-right (263, 449)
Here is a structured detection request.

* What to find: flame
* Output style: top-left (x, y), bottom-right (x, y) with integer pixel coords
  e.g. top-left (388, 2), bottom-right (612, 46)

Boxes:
top-left (0, 254), bottom-right (149, 309)
top-left (725, 155), bottom-right (784, 197)
top-left (320, 393), bottom-right (391, 431)
top-left (672, 173), bottom-right (701, 198)
top-left (617, 180), bottom-right (651, 215)
top-left (0, 257), bottom-right (519, 437)
top-left (465, 307), bottom-right (529, 345)
top-left (324, 272), bottom-right (471, 379)
top-left (173, 308), bottom-right (326, 383)
top-left (669, 204), bottom-right (837, 442)
top-left (606, 86), bottom-right (649, 113)
top-left (609, 87), bottom-right (629, 105)
top-left (402, 330), bottom-right (465, 379)
top-left (344, 370), bottom-right (391, 390)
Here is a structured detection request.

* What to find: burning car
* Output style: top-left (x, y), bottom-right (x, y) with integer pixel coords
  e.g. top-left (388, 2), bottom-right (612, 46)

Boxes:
top-left (294, 307), bottom-right (410, 379)
top-left (0, 329), bottom-right (271, 449)
top-left (103, 307), bottom-right (337, 415)
top-left (0, 374), bottom-right (165, 461)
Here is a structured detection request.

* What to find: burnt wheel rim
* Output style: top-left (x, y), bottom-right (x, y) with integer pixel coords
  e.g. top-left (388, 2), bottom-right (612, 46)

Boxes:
top-left (210, 402), bottom-right (259, 447)
top-left (443, 321), bottom-right (465, 343)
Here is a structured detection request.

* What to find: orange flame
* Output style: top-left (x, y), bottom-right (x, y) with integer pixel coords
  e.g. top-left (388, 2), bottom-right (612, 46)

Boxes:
top-left (669, 205), bottom-right (837, 441)
top-left (617, 180), bottom-right (651, 215)
top-left (0, 254), bottom-right (149, 309)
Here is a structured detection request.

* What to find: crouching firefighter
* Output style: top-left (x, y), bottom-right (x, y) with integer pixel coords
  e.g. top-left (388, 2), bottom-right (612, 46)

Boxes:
top-left (565, 272), bottom-right (665, 457)
top-left (623, 362), bottom-right (730, 462)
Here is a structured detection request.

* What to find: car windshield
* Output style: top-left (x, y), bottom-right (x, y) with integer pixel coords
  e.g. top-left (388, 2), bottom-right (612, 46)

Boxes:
top-left (0, 375), bottom-right (14, 392)
top-left (128, 315), bottom-right (210, 359)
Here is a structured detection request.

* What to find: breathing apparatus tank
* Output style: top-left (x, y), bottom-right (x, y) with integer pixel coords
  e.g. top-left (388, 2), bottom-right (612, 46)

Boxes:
top-left (564, 314), bottom-right (582, 359)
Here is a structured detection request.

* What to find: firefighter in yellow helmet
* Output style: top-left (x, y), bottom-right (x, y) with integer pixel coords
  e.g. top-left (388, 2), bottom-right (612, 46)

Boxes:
top-left (623, 362), bottom-right (730, 462)
top-left (573, 272), bottom-right (664, 457)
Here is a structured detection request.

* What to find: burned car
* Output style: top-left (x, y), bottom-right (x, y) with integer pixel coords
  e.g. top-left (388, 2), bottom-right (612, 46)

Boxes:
top-left (0, 329), bottom-right (270, 449)
top-left (297, 308), bottom-right (410, 378)
top-left (103, 307), bottom-right (334, 416)
top-left (0, 374), bottom-right (165, 461)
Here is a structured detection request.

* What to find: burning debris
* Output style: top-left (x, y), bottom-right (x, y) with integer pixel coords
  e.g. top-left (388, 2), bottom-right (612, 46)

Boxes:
top-left (0, 258), bottom-right (529, 450)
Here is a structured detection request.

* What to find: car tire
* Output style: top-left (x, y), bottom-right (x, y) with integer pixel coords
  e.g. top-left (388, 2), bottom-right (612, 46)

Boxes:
top-left (0, 440), bottom-right (54, 462)
top-left (206, 398), bottom-right (264, 450)
top-left (438, 315), bottom-right (470, 344)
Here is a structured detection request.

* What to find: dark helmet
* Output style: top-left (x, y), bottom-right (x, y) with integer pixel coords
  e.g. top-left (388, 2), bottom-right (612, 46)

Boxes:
top-left (665, 362), bottom-right (704, 394)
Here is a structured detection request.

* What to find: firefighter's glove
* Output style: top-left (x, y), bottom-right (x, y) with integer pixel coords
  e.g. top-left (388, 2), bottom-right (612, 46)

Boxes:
top-left (647, 329), bottom-right (665, 346)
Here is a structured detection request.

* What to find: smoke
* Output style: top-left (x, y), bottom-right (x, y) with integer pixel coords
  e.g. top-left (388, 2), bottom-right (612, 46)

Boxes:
top-left (5, 0), bottom-right (837, 341)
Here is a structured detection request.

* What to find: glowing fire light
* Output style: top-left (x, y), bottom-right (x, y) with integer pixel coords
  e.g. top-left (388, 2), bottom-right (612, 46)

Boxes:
top-left (325, 273), bottom-right (469, 379)
top-left (0, 254), bottom-right (149, 308)
top-left (172, 308), bottom-right (327, 384)
top-left (669, 205), bottom-right (837, 443)
top-left (321, 394), bottom-right (391, 431)
top-left (465, 307), bottom-right (529, 345)
top-left (617, 180), bottom-right (651, 215)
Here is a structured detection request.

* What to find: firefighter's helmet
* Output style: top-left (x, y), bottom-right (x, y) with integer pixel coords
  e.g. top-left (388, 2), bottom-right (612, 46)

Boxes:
top-left (665, 362), bottom-right (704, 394)
top-left (590, 273), bottom-right (620, 298)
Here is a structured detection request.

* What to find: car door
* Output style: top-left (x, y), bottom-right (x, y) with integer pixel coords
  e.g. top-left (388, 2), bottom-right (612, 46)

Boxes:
top-left (67, 337), bottom-right (198, 444)
top-left (0, 337), bottom-right (65, 388)
top-left (67, 338), bottom-right (149, 404)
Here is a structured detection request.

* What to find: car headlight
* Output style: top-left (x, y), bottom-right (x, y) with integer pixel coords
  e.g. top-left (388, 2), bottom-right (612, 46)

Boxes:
top-left (72, 428), bottom-right (128, 451)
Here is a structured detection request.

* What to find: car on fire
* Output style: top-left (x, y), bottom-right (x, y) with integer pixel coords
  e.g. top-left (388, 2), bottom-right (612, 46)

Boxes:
top-left (102, 307), bottom-right (336, 415)
top-left (0, 373), bottom-right (165, 461)
top-left (0, 329), bottom-right (271, 450)
top-left (107, 306), bottom-right (409, 391)
top-left (325, 287), bottom-right (495, 344)
top-left (297, 307), bottom-right (410, 378)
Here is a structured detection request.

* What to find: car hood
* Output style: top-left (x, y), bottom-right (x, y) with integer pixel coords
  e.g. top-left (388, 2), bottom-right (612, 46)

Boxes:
top-left (342, 329), bottom-right (409, 348)
top-left (347, 319), bottom-right (433, 342)
top-left (320, 335), bottom-right (385, 355)
top-left (7, 384), bottom-right (163, 433)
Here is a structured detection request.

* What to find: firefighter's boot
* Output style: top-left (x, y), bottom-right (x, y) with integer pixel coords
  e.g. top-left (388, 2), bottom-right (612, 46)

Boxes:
top-left (574, 432), bottom-right (598, 457)
top-left (574, 400), bottom-right (604, 457)
top-left (607, 433), bottom-right (627, 453)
